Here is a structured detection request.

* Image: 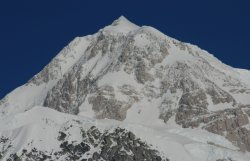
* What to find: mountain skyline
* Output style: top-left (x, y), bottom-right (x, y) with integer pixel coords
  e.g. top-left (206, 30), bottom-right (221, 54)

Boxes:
top-left (0, 16), bottom-right (250, 160)
top-left (0, 0), bottom-right (250, 100)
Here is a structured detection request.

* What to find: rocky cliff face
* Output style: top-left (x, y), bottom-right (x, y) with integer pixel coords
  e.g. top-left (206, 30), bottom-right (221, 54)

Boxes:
top-left (0, 16), bottom-right (250, 161)
top-left (39, 16), bottom-right (250, 151)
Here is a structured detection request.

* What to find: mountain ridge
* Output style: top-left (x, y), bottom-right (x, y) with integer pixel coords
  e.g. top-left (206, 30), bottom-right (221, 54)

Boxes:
top-left (0, 16), bottom-right (250, 161)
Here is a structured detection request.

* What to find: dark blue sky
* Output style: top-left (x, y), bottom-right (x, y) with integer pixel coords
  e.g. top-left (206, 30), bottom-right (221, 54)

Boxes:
top-left (0, 0), bottom-right (250, 99)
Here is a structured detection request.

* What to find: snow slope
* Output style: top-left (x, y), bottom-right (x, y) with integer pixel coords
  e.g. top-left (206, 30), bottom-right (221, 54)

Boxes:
top-left (0, 107), bottom-right (249, 161)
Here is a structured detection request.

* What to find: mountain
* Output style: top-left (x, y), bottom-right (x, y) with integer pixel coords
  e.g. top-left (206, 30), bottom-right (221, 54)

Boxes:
top-left (0, 16), bottom-right (250, 161)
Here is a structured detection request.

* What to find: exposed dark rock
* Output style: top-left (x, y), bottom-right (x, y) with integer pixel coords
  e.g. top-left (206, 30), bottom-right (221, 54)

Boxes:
top-left (3, 127), bottom-right (167, 161)
top-left (57, 131), bottom-right (67, 141)
top-left (88, 86), bottom-right (133, 121)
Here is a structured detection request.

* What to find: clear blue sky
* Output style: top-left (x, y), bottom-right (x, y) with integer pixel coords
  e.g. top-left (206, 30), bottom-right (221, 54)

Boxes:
top-left (0, 0), bottom-right (249, 99)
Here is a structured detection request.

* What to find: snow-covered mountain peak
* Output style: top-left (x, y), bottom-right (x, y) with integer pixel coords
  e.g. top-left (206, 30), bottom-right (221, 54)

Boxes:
top-left (113, 15), bottom-right (131, 24)
top-left (1, 17), bottom-right (250, 161)
top-left (102, 16), bottom-right (140, 35)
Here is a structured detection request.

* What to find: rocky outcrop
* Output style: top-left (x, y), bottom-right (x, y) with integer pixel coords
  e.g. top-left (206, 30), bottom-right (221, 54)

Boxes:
top-left (88, 127), bottom-right (167, 161)
top-left (44, 73), bottom-right (96, 114)
top-left (88, 86), bottom-right (131, 121)
top-left (135, 58), bottom-right (154, 84)
top-left (5, 127), bottom-right (167, 161)
top-left (176, 89), bottom-right (208, 123)
top-left (174, 107), bottom-right (250, 151)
